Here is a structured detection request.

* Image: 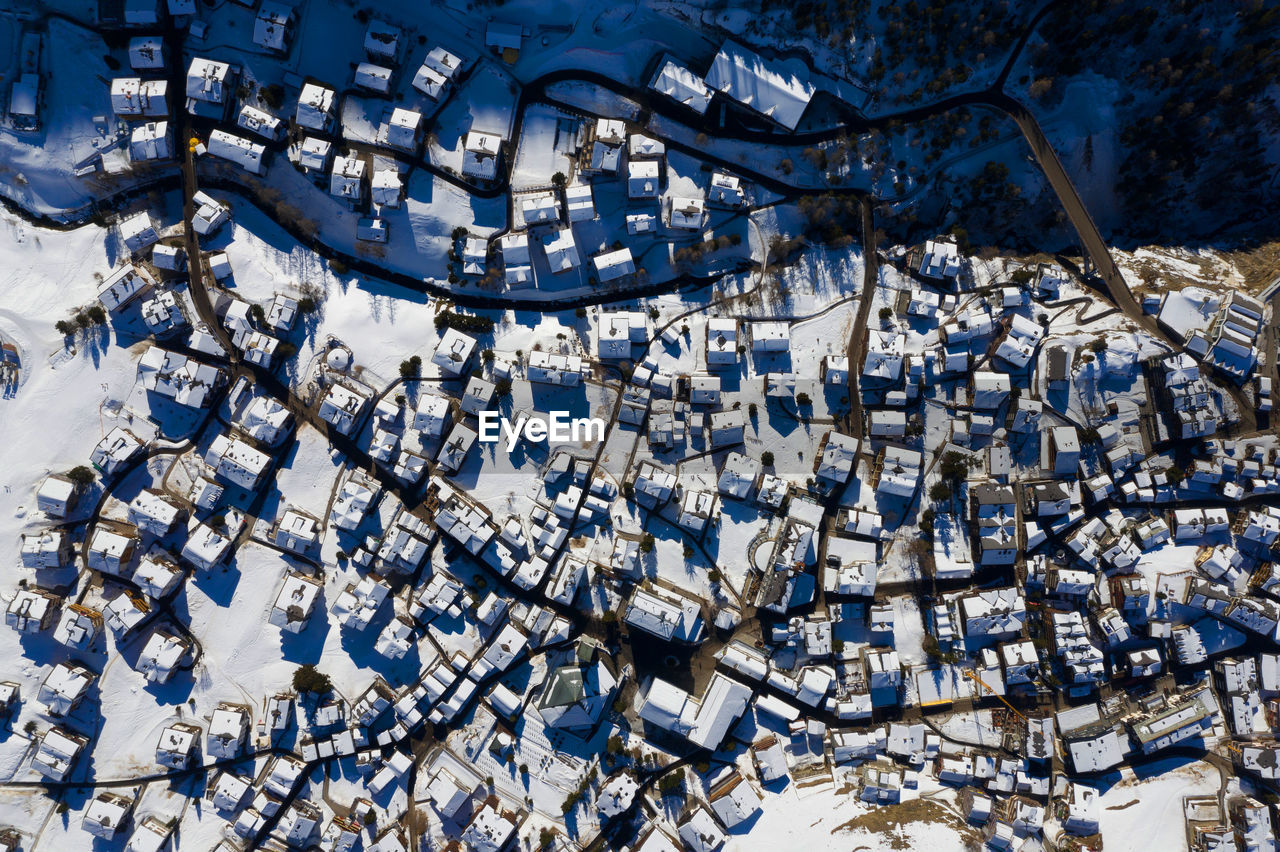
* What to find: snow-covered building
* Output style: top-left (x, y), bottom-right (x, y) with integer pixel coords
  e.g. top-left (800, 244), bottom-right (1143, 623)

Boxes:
top-left (353, 62), bottom-right (392, 94)
top-left (703, 40), bottom-right (814, 130)
top-left (206, 129), bottom-right (265, 174)
top-left (649, 56), bottom-right (713, 113)
top-left (136, 630), bottom-right (189, 683)
top-left (155, 721), bottom-right (200, 768)
top-left (637, 673), bottom-right (751, 750)
top-left (295, 83), bottom-right (335, 132)
top-left (919, 238), bottom-right (961, 279)
top-left (594, 248), bottom-right (635, 282)
top-left (90, 427), bottom-right (145, 476)
top-left (38, 662), bottom-right (95, 716)
top-left (252, 1), bottom-right (294, 52)
top-left (205, 433), bottom-right (270, 489)
top-left (129, 120), bottom-right (172, 161)
top-left (412, 46), bottom-right (463, 99)
top-left (111, 78), bottom-right (168, 117)
top-left (625, 587), bottom-right (703, 643)
top-left (269, 572), bottom-right (323, 633)
top-left (461, 131), bottom-right (502, 180)
top-left (32, 727), bottom-right (87, 780)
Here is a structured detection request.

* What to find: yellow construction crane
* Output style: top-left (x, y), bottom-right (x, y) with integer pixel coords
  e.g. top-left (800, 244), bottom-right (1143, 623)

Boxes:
top-left (964, 668), bottom-right (1028, 723)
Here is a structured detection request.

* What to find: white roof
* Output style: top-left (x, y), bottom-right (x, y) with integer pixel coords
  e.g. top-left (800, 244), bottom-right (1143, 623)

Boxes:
top-left (206, 130), bottom-right (265, 174)
top-left (650, 57), bottom-right (712, 113)
top-left (704, 40), bottom-right (814, 130)
top-left (593, 248), bottom-right (635, 282)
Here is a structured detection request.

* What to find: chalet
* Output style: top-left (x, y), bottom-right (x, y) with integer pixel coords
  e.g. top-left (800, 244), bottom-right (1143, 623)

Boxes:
top-left (751, 320), bottom-right (789, 353)
top-left (459, 236), bottom-right (487, 275)
top-left (971, 371), bottom-right (1010, 408)
top-left (32, 727), bottom-right (87, 780)
top-left (380, 108), bottom-right (422, 152)
top-left (412, 47), bottom-right (463, 99)
top-left (38, 662), bottom-right (95, 716)
top-left (708, 409), bottom-right (745, 447)
top-left (974, 484), bottom-right (1018, 566)
top-left (297, 136), bottom-right (332, 173)
top-left (707, 770), bottom-right (762, 828)
top-left (460, 376), bottom-right (495, 416)
top-left (412, 392), bottom-right (452, 438)
top-left (500, 232), bottom-right (532, 286)
top-left (527, 351), bottom-right (582, 386)
top-left (876, 445), bottom-right (923, 498)
top-left (594, 248), bottom-right (635, 282)
top-left (462, 804), bottom-right (516, 852)
top-left (36, 475), bottom-right (78, 520)
top-left (919, 238), bottom-right (960, 279)
top-left (128, 36), bottom-right (165, 70)
top-left (995, 314), bottom-right (1045, 369)
top-left (333, 576), bottom-right (390, 631)
top-left (649, 56), bottom-right (713, 113)
top-left (129, 120), bottom-right (172, 161)
top-left (668, 196), bottom-right (706, 230)
top-left (139, 346), bottom-right (222, 409)
top-left (461, 131), bottom-right (502, 180)
top-left (587, 118), bottom-right (625, 174)
top-left (628, 160), bottom-right (661, 199)
top-left (110, 78), bottom-right (168, 118)
top-left (236, 104), bottom-right (284, 141)
top-left (330, 154), bottom-right (367, 205)
top-left (207, 703), bottom-right (250, 759)
top-left (295, 83), bottom-right (336, 132)
top-left (708, 171), bottom-right (745, 206)
top-left (87, 528), bottom-right (138, 575)
top-left (206, 129), bottom-right (265, 174)
top-left (627, 212), bottom-right (658, 234)
top-left (237, 395), bottom-right (291, 445)
top-left (565, 183), bottom-right (595, 221)
top-left (20, 530), bottom-right (72, 570)
top-left (54, 623), bottom-right (106, 662)
top-left (363, 19), bottom-right (400, 61)
top-left (959, 587), bottom-right (1026, 640)
top-left (83, 792), bottom-right (134, 839)
top-left (318, 382), bottom-right (371, 435)
top-left (544, 227), bottom-right (581, 273)
top-left (91, 427), bottom-right (145, 476)
top-left (677, 488), bottom-right (716, 534)
top-left (252, 1), bottom-right (294, 52)
top-left (205, 433), bottom-right (270, 489)
top-left (636, 672), bottom-right (751, 749)
top-left (706, 318), bottom-right (739, 367)
top-left (354, 62), bottom-right (393, 94)
top-left (371, 168), bottom-right (402, 207)
top-left (133, 552), bottom-right (183, 600)
top-left (816, 432), bottom-right (860, 490)
top-left (863, 332), bottom-right (905, 383)
top-left (185, 57), bottom-right (235, 116)
top-left (521, 192), bottom-right (560, 227)
top-left (274, 508), bottom-right (321, 554)
top-left (180, 522), bottom-right (232, 571)
top-left (99, 262), bottom-right (155, 311)
top-left (270, 573), bottom-right (323, 633)
top-left (598, 311), bottom-right (646, 358)
top-left (136, 630), bottom-right (189, 683)
top-left (156, 721), bottom-right (200, 768)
